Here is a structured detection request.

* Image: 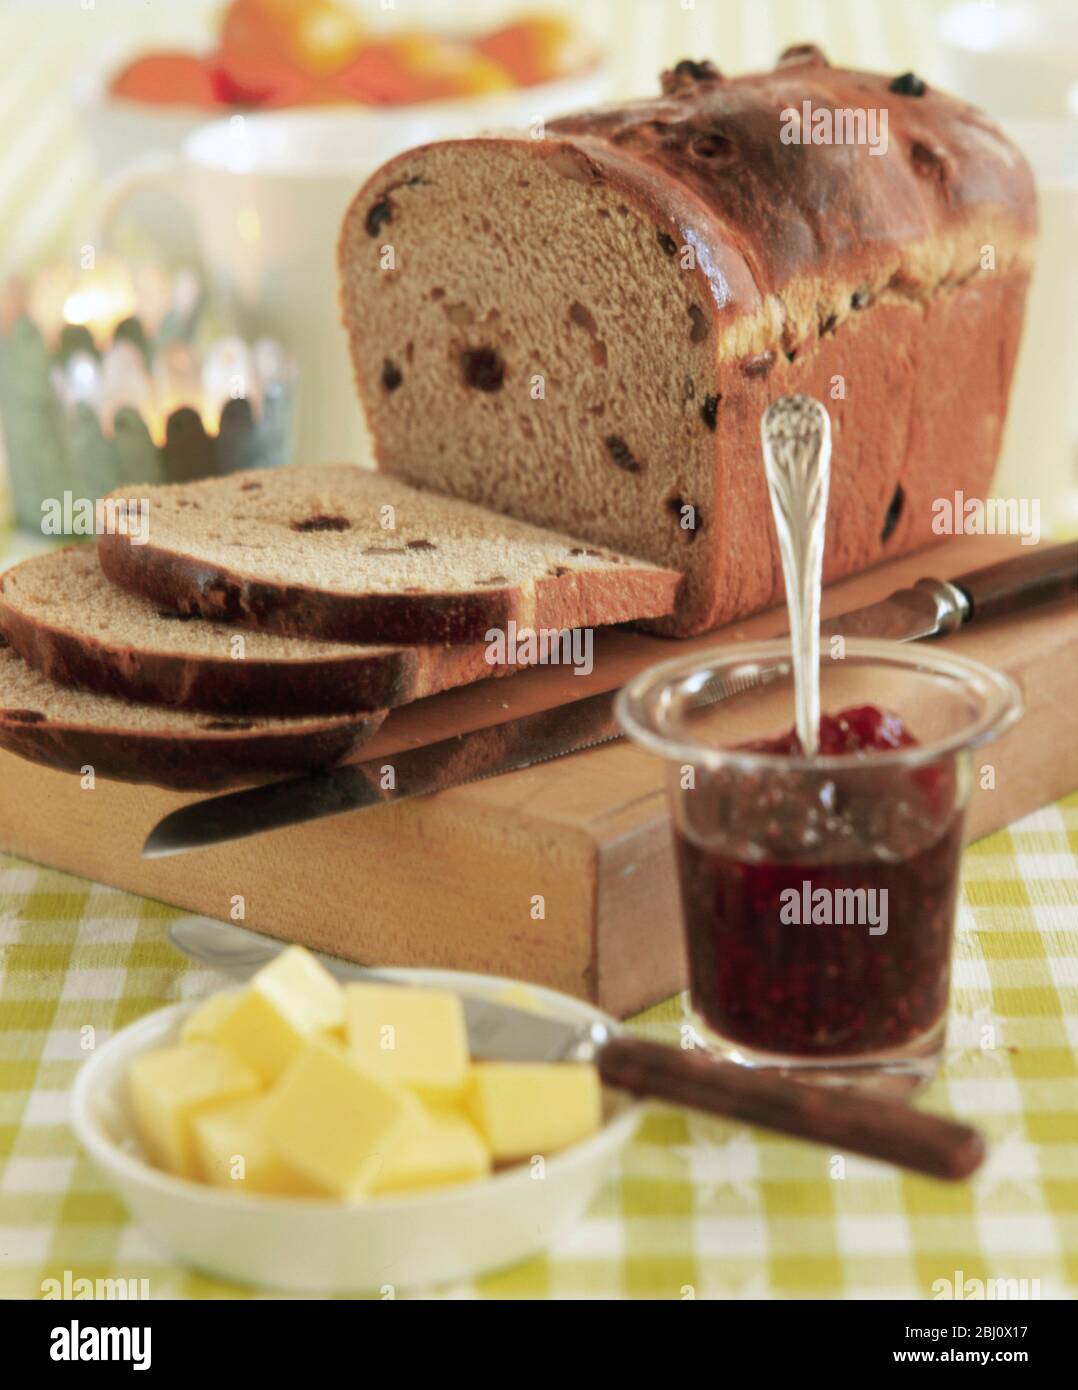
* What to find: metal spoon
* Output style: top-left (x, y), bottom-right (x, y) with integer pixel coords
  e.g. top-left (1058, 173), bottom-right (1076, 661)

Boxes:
top-left (760, 395), bottom-right (832, 755)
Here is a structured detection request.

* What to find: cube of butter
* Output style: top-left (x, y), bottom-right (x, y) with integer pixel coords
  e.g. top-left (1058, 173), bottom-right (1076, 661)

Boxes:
top-left (214, 946), bottom-right (344, 1083)
top-left (261, 1039), bottom-right (424, 1200)
top-left (466, 1063), bottom-right (602, 1162)
top-left (371, 1111), bottom-right (491, 1196)
top-left (192, 1096), bottom-right (320, 1197)
top-left (345, 983), bottom-right (469, 1104)
top-left (128, 1042), bottom-right (261, 1179)
top-left (179, 991), bottom-right (239, 1044)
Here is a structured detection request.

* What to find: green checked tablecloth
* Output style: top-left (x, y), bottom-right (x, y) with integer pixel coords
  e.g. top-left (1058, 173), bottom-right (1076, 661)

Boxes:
top-left (1, 795), bottom-right (1076, 1300)
top-left (1, 0), bottom-right (1076, 1301)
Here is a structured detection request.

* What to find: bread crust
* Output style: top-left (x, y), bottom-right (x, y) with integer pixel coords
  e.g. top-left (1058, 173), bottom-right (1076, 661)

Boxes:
top-left (97, 525), bottom-right (509, 644)
top-left (0, 714), bottom-right (384, 791)
top-left (652, 263), bottom-right (1033, 636)
top-left (547, 53), bottom-right (1036, 330)
top-left (0, 549), bottom-right (510, 716)
top-left (0, 646), bottom-right (386, 792)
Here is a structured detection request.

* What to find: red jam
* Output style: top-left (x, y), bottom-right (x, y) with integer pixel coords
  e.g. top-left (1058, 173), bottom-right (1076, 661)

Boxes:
top-left (675, 705), bottom-right (962, 1057)
top-left (739, 704), bottom-right (917, 757)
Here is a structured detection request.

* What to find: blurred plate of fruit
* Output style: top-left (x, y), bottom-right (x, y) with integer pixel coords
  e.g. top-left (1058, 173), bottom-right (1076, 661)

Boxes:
top-left (76, 1), bottom-right (608, 180)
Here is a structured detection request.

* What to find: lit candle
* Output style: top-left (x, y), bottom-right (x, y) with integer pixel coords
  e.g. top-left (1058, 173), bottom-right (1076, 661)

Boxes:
top-left (19, 256), bottom-right (200, 355)
top-left (61, 258), bottom-right (138, 346)
top-left (150, 342), bottom-right (204, 442)
top-left (3, 260), bottom-right (294, 528)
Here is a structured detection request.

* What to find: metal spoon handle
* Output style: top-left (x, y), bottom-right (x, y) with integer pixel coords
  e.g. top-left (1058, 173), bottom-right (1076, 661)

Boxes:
top-left (761, 396), bottom-right (832, 755)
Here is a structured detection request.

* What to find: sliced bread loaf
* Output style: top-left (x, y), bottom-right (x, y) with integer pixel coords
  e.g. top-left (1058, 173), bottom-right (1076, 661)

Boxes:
top-left (0, 546), bottom-right (517, 716)
top-left (338, 53), bottom-right (1035, 636)
top-left (0, 641), bottom-right (385, 790)
top-left (96, 465), bottom-right (680, 644)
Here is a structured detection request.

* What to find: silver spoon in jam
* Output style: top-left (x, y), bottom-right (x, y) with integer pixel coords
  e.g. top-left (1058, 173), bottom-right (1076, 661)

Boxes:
top-left (761, 395), bottom-right (832, 756)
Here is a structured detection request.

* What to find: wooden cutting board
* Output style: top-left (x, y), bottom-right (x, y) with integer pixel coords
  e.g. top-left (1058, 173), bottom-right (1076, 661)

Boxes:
top-left (1, 533), bottom-right (1075, 1016)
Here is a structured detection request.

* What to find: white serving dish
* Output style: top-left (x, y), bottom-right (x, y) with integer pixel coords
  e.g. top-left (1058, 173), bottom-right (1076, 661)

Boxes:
top-left (75, 52), bottom-right (610, 180)
top-left (71, 967), bottom-right (641, 1294)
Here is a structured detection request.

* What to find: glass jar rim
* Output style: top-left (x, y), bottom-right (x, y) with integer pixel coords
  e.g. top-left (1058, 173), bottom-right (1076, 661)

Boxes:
top-left (615, 636), bottom-right (1023, 774)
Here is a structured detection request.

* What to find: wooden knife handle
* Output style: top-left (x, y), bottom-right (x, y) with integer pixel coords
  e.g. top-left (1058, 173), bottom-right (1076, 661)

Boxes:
top-left (597, 1037), bottom-right (984, 1181)
top-left (952, 541), bottom-right (1078, 622)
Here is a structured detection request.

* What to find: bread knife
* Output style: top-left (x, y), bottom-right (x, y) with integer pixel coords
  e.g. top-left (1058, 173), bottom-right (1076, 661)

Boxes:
top-left (820, 540), bottom-right (1077, 642)
top-left (144, 543), bottom-right (1077, 858)
top-left (167, 915), bottom-right (984, 1181)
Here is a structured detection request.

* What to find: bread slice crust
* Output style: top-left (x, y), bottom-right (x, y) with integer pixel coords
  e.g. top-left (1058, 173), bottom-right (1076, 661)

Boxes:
top-left (0, 546), bottom-right (510, 716)
top-left (0, 643), bottom-right (385, 790)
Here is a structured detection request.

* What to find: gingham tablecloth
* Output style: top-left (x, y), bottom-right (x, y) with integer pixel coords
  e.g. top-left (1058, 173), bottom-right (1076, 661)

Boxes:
top-left (1, 794), bottom-right (1076, 1300)
top-left (1, 0), bottom-right (1076, 1301)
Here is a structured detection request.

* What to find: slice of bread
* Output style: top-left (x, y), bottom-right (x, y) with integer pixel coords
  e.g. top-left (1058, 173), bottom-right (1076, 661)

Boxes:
top-left (0, 642), bottom-right (385, 790)
top-left (0, 546), bottom-right (516, 716)
top-left (97, 465), bottom-right (680, 644)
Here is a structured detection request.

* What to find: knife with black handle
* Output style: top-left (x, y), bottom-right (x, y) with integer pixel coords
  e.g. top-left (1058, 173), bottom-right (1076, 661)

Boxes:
top-left (144, 542), bottom-right (1077, 858)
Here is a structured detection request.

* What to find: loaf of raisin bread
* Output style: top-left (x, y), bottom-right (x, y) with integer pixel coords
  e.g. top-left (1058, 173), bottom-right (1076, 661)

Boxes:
top-left (339, 47), bottom-right (1036, 636)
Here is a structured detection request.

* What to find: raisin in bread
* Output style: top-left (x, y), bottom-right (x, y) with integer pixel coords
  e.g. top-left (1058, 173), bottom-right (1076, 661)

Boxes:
top-left (0, 546), bottom-right (518, 716)
top-left (0, 642), bottom-right (384, 790)
top-left (339, 47), bottom-right (1036, 637)
top-left (97, 465), bottom-right (679, 644)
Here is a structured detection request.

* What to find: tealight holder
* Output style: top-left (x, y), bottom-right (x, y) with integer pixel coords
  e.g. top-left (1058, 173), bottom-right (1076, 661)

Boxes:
top-left (0, 257), bottom-right (297, 533)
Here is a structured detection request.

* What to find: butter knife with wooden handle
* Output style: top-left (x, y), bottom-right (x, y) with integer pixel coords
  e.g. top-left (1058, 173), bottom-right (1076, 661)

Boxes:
top-left (170, 916), bottom-right (984, 1182)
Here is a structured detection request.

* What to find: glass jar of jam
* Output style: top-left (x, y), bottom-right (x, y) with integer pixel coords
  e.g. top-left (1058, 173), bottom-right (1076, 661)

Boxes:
top-left (617, 639), bottom-right (1022, 1089)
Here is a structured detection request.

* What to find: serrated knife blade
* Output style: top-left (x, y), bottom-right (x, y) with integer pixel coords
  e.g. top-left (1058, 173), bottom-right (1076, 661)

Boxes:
top-left (144, 688), bottom-right (624, 858)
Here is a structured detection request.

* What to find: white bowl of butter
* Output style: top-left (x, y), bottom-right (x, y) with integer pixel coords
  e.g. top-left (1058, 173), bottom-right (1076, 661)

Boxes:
top-left (71, 959), bottom-right (641, 1293)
